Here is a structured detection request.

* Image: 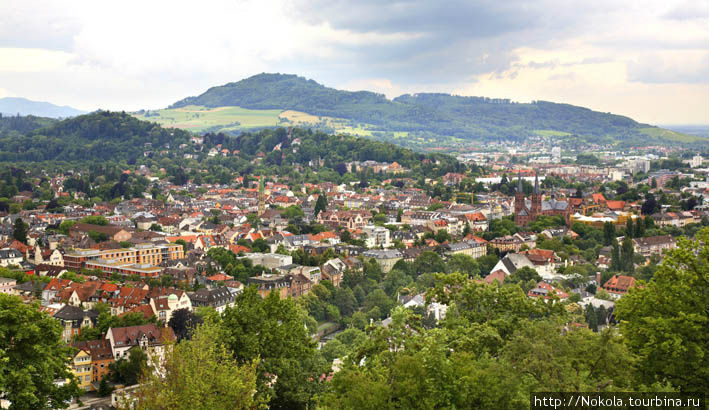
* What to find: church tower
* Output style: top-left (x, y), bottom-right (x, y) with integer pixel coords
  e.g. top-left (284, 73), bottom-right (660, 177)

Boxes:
top-left (531, 172), bottom-right (542, 217)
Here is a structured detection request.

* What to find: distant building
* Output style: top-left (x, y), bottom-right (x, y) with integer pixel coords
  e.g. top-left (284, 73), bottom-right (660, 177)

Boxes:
top-left (514, 173), bottom-right (570, 226)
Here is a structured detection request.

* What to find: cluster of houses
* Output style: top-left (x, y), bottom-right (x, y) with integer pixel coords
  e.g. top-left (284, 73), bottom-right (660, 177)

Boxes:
top-left (1, 155), bottom-right (704, 398)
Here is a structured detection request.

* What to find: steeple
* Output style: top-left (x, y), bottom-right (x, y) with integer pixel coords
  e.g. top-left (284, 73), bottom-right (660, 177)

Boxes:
top-left (517, 171), bottom-right (523, 193)
top-left (534, 172), bottom-right (540, 195)
top-left (551, 184), bottom-right (555, 200)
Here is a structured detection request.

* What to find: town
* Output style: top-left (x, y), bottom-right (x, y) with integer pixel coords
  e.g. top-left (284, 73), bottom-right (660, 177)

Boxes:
top-left (0, 124), bottom-right (706, 407)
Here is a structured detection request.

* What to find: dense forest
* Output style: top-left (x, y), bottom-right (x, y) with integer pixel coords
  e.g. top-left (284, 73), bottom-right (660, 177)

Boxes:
top-left (0, 111), bottom-right (191, 162)
top-left (169, 73), bottom-right (699, 146)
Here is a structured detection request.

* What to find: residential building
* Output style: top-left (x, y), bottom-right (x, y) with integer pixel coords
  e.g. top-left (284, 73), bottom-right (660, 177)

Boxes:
top-left (188, 287), bottom-right (235, 313)
top-left (362, 249), bottom-right (403, 273)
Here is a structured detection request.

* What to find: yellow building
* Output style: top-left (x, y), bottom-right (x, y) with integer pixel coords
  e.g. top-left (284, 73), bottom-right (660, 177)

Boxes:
top-left (70, 348), bottom-right (94, 392)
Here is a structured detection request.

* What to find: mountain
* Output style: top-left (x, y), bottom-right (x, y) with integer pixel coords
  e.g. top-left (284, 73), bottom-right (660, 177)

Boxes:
top-left (0, 97), bottom-right (87, 118)
top-left (158, 73), bottom-right (706, 149)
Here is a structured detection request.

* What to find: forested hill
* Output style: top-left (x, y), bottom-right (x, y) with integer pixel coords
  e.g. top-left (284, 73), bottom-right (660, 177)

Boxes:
top-left (0, 111), bottom-right (462, 180)
top-left (0, 111), bottom-right (191, 162)
top-left (168, 73), bottom-right (702, 147)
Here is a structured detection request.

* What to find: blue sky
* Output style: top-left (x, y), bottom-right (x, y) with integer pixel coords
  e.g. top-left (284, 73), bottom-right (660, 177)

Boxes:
top-left (1, 0), bottom-right (708, 124)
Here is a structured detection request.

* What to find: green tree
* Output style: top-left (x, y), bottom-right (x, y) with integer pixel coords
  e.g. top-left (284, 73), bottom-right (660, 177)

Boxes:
top-left (58, 220), bottom-right (77, 235)
top-left (12, 217), bottom-right (27, 244)
top-left (616, 228), bottom-right (709, 392)
top-left (110, 347), bottom-right (147, 385)
top-left (501, 320), bottom-right (636, 392)
top-left (80, 215), bottom-right (109, 225)
top-left (364, 289), bottom-right (395, 319)
top-left (447, 254), bottom-right (481, 276)
top-left (621, 236), bottom-right (635, 273)
top-left (504, 266), bottom-right (541, 287)
top-left (602, 221), bottom-right (615, 246)
top-left (412, 251), bottom-right (447, 277)
top-left (0, 294), bottom-right (81, 409)
top-left (314, 194), bottom-right (328, 216)
top-left (135, 322), bottom-right (263, 410)
top-left (220, 286), bottom-right (326, 409)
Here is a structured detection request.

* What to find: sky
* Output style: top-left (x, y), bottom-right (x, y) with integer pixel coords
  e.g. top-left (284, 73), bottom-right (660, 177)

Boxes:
top-left (1, 0), bottom-right (708, 124)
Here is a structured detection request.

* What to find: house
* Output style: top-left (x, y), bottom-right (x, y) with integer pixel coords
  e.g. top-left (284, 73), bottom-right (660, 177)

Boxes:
top-left (632, 235), bottom-right (677, 257)
top-left (362, 249), bottom-right (403, 273)
top-left (491, 253), bottom-right (536, 276)
top-left (321, 258), bottom-right (346, 287)
top-left (488, 235), bottom-right (524, 252)
top-left (602, 274), bottom-right (636, 298)
top-left (528, 281), bottom-right (568, 301)
top-left (0, 277), bottom-right (16, 294)
top-left (443, 241), bottom-right (487, 259)
top-left (72, 339), bottom-right (114, 386)
top-left (69, 223), bottom-right (132, 242)
top-left (188, 287), bottom-right (235, 313)
top-left (484, 270), bottom-right (506, 285)
top-left (105, 324), bottom-right (175, 360)
top-left (248, 274), bottom-right (291, 299)
top-left (362, 225), bottom-right (391, 248)
top-left (150, 292), bottom-right (193, 323)
top-left (70, 347), bottom-right (94, 392)
top-left (52, 304), bottom-right (99, 342)
top-left (0, 248), bottom-right (23, 267)
top-left (520, 248), bottom-right (562, 278)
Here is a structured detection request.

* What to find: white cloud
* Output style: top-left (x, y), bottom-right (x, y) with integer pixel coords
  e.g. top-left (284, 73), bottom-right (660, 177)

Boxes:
top-left (0, 0), bottom-right (707, 123)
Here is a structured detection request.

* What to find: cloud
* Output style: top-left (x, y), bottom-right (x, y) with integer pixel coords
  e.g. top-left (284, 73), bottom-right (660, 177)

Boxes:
top-left (627, 52), bottom-right (709, 84)
top-left (0, 0), bottom-right (707, 123)
top-left (663, 1), bottom-right (709, 20)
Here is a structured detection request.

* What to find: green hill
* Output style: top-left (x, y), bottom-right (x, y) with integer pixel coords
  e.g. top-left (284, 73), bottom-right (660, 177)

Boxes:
top-left (0, 111), bottom-right (191, 162)
top-left (161, 73), bottom-right (706, 149)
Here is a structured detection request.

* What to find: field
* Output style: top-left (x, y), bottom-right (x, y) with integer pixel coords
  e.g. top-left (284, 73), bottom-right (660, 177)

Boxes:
top-left (133, 105), bottom-right (283, 132)
top-left (533, 129), bottom-right (572, 137)
top-left (638, 127), bottom-right (706, 144)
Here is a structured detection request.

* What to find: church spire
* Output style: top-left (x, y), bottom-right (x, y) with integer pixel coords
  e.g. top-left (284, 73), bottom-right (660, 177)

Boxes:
top-left (517, 171), bottom-right (523, 193)
top-left (534, 172), bottom-right (540, 195)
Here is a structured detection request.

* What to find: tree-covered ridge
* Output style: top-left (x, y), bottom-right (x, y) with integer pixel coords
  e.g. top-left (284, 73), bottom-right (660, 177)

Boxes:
top-left (0, 111), bottom-right (192, 162)
top-left (204, 127), bottom-right (459, 172)
top-left (168, 73), bottom-right (702, 146)
top-left (0, 114), bottom-right (56, 136)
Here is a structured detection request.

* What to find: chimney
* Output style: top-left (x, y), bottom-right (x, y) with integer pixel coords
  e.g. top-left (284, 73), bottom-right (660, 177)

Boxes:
top-left (595, 272), bottom-right (601, 286)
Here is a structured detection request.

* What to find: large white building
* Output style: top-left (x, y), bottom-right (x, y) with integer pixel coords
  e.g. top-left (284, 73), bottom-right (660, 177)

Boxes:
top-left (362, 225), bottom-right (391, 248)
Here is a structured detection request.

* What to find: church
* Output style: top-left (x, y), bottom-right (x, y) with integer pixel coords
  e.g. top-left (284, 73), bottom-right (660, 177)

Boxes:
top-left (514, 173), bottom-right (571, 226)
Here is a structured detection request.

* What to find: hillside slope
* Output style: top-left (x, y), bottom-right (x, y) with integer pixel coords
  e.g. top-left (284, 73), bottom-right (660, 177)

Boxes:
top-left (166, 73), bottom-right (705, 148)
top-left (0, 111), bottom-right (191, 162)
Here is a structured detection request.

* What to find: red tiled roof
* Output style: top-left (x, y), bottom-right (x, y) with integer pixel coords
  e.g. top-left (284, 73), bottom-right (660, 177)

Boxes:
top-left (484, 270), bottom-right (506, 285)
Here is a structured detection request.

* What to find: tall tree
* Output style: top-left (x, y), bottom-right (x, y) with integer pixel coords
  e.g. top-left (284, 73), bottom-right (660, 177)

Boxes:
top-left (314, 193), bottom-right (328, 217)
top-left (167, 308), bottom-right (203, 342)
top-left (0, 294), bottom-right (81, 409)
top-left (220, 286), bottom-right (326, 409)
top-left (621, 236), bottom-right (635, 273)
top-left (134, 322), bottom-right (262, 410)
top-left (12, 217), bottom-right (27, 244)
top-left (603, 222), bottom-right (616, 246)
top-left (616, 228), bottom-right (709, 392)
top-left (641, 193), bottom-right (657, 215)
